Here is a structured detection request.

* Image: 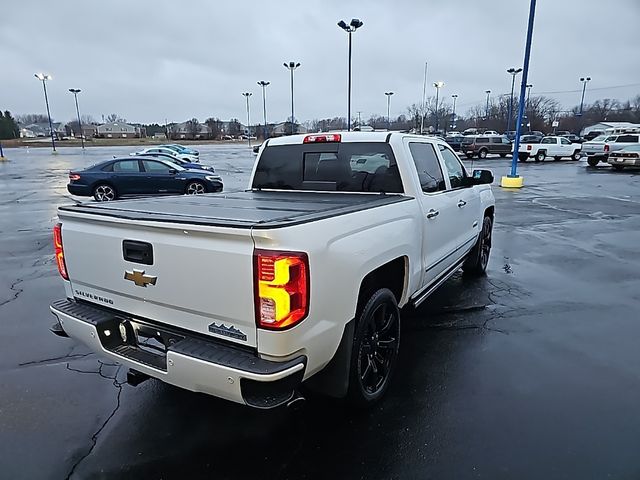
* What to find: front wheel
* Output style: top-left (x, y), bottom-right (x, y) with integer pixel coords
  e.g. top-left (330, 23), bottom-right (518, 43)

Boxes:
top-left (347, 288), bottom-right (400, 408)
top-left (93, 184), bottom-right (117, 202)
top-left (463, 216), bottom-right (493, 276)
top-left (478, 149), bottom-right (488, 159)
top-left (185, 181), bottom-right (206, 195)
top-left (571, 151), bottom-right (581, 161)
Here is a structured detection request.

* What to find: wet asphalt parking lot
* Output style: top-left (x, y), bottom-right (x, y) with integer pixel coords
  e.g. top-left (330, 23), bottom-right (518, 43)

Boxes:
top-left (1, 144), bottom-right (639, 480)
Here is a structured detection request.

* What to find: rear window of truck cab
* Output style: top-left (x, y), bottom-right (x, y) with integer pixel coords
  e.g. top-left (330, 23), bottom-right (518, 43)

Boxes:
top-left (252, 142), bottom-right (403, 193)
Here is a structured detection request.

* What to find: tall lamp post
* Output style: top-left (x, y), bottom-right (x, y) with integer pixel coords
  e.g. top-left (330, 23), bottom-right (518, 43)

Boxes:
top-left (525, 84), bottom-right (533, 131)
top-left (241, 92), bottom-right (252, 147)
top-left (578, 76), bottom-right (591, 116)
top-left (385, 92), bottom-right (394, 130)
top-left (502, 0), bottom-right (537, 188)
top-left (283, 62), bottom-right (301, 135)
top-left (485, 90), bottom-right (491, 121)
top-left (506, 67), bottom-right (523, 133)
top-left (68, 88), bottom-right (84, 150)
top-left (257, 80), bottom-right (270, 139)
top-left (450, 94), bottom-right (458, 132)
top-left (34, 73), bottom-right (56, 153)
top-left (338, 18), bottom-right (364, 132)
top-left (433, 81), bottom-right (445, 133)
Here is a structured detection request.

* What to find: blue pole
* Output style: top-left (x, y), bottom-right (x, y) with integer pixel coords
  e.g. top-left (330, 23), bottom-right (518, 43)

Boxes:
top-left (509, 0), bottom-right (537, 178)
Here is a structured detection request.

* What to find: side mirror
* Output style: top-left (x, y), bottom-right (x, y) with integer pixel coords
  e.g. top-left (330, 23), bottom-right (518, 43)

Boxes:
top-left (168, 168), bottom-right (177, 175)
top-left (472, 169), bottom-right (493, 185)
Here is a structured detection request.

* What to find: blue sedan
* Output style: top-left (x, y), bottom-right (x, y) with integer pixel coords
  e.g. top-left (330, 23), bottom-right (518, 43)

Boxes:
top-left (160, 144), bottom-right (199, 156)
top-left (134, 151), bottom-right (214, 171)
top-left (67, 156), bottom-right (223, 202)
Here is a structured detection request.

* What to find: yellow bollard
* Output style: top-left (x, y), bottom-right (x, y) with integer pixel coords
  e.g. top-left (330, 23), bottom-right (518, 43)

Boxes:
top-left (500, 175), bottom-right (524, 188)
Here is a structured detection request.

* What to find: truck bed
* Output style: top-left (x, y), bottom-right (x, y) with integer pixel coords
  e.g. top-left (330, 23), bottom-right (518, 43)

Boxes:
top-left (59, 191), bottom-right (411, 229)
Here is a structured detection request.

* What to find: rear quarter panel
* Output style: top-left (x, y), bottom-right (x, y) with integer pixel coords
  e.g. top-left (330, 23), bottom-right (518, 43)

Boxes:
top-left (252, 197), bottom-right (422, 378)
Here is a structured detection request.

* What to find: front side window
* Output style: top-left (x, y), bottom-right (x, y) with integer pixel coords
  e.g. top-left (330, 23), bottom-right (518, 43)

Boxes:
top-left (490, 137), bottom-right (502, 144)
top-left (408, 142), bottom-right (446, 193)
top-left (561, 138), bottom-right (571, 145)
top-left (502, 137), bottom-right (511, 144)
top-left (438, 144), bottom-right (467, 189)
top-left (113, 160), bottom-right (140, 172)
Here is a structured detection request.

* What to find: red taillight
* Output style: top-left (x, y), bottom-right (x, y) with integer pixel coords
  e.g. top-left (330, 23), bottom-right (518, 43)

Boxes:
top-left (69, 173), bottom-right (81, 181)
top-left (527, 145), bottom-right (532, 150)
top-left (53, 223), bottom-right (68, 280)
top-left (604, 144), bottom-right (610, 152)
top-left (303, 134), bottom-right (341, 144)
top-left (254, 250), bottom-right (309, 330)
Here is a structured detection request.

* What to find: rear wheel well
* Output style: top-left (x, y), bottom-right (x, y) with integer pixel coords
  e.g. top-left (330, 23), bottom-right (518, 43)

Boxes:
top-left (356, 257), bottom-right (406, 314)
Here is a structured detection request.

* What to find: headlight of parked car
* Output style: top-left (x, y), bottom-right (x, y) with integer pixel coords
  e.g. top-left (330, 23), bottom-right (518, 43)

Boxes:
top-left (205, 175), bottom-right (222, 182)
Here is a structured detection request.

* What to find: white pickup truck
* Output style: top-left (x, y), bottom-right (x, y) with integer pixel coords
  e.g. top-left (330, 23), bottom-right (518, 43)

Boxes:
top-left (50, 132), bottom-right (495, 408)
top-left (517, 136), bottom-right (582, 162)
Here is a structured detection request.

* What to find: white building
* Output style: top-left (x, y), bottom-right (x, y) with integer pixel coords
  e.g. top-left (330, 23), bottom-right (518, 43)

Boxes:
top-left (581, 122), bottom-right (640, 137)
top-left (96, 122), bottom-right (137, 138)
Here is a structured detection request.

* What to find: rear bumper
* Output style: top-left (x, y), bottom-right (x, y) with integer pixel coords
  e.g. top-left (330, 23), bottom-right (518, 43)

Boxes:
top-left (67, 184), bottom-right (91, 196)
top-left (607, 158), bottom-right (640, 166)
top-left (50, 299), bottom-right (306, 408)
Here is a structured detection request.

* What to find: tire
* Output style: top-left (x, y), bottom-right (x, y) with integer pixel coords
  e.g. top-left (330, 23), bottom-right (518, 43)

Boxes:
top-left (587, 157), bottom-right (599, 167)
top-left (612, 165), bottom-right (624, 171)
top-left (463, 216), bottom-right (493, 276)
top-left (465, 153), bottom-right (474, 159)
top-left (571, 151), bottom-right (581, 161)
top-left (518, 153), bottom-right (529, 162)
top-left (554, 156), bottom-right (561, 161)
top-left (478, 149), bottom-right (488, 159)
top-left (535, 151), bottom-right (546, 162)
top-left (185, 181), bottom-right (206, 195)
top-left (499, 153), bottom-right (507, 158)
top-left (347, 288), bottom-right (400, 408)
top-left (93, 183), bottom-right (117, 202)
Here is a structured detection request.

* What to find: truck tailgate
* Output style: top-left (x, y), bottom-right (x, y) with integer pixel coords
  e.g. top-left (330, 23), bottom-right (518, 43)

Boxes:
top-left (59, 213), bottom-right (257, 347)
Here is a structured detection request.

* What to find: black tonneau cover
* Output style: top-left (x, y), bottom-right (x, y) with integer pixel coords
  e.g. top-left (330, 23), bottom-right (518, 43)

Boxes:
top-left (59, 191), bottom-right (411, 229)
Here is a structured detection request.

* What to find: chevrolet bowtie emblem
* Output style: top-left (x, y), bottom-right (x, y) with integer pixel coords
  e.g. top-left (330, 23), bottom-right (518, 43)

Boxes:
top-left (124, 269), bottom-right (157, 287)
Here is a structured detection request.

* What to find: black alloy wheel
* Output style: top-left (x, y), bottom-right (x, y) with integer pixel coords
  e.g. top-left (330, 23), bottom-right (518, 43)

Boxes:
top-left (348, 288), bottom-right (400, 407)
top-left (463, 215), bottom-right (493, 276)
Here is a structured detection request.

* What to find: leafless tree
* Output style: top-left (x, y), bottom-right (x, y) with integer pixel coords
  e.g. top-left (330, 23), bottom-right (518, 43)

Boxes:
top-left (186, 118), bottom-right (200, 139)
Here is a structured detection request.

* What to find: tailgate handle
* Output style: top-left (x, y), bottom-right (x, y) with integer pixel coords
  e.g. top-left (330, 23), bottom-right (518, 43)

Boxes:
top-left (122, 240), bottom-right (153, 265)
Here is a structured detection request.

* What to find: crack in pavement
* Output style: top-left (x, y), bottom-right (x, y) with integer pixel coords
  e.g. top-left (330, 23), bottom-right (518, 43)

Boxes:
top-left (19, 352), bottom-right (93, 367)
top-left (64, 361), bottom-right (125, 480)
top-left (0, 278), bottom-right (24, 307)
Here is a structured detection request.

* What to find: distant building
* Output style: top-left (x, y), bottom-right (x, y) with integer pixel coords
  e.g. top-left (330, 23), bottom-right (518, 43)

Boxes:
top-left (581, 122), bottom-right (640, 137)
top-left (272, 122), bottom-right (307, 137)
top-left (152, 131), bottom-right (167, 140)
top-left (96, 122), bottom-right (138, 138)
top-left (171, 121), bottom-right (210, 140)
top-left (19, 122), bottom-right (67, 139)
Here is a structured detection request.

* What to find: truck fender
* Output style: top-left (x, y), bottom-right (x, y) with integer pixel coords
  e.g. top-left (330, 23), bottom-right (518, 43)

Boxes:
top-left (303, 319), bottom-right (355, 398)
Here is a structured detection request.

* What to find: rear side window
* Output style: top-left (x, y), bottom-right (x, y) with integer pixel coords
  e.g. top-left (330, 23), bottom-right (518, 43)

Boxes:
top-left (113, 160), bottom-right (140, 172)
top-left (476, 138), bottom-right (489, 144)
top-left (408, 142), bottom-right (446, 193)
top-left (541, 137), bottom-right (555, 144)
top-left (461, 137), bottom-right (474, 145)
top-left (617, 135), bottom-right (639, 143)
top-left (253, 142), bottom-right (402, 193)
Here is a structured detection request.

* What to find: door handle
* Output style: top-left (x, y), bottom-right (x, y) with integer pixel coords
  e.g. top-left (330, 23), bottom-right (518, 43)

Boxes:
top-left (426, 209), bottom-right (439, 219)
top-left (457, 200), bottom-right (467, 208)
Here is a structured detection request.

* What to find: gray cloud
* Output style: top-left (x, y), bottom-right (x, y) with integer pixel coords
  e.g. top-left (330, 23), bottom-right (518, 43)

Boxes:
top-left (3, 0), bottom-right (639, 124)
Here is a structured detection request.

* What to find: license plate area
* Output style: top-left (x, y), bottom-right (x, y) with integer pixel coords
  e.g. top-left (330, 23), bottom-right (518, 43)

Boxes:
top-left (96, 316), bottom-right (184, 371)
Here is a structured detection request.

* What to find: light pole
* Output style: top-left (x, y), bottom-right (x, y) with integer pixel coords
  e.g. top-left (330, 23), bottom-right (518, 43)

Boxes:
top-left (485, 90), bottom-right (491, 121)
top-left (338, 18), bottom-right (364, 132)
top-left (433, 81), bottom-right (445, 133)
top-left (502, 0), bottom-right (537, 188)
top-left (420, 62), bottom-right (428, 134)
top-left (283, 62), bottom-right (301, 135)
top-left (257, 80), bottom-right (270, 139)
top-left (34, 73), bottom-right (56, 152)
top-left (385, 92), bottom-right (394, 130)
top-left (506, 67), bottom-right (523, 133)
top-left (68, 88), bottom-right (84, 150)
top-left (578, 76), bottom-right (591, 116)
top-left (242, 92), bottom-right (252, 147)
top-left (450, 94), bottom-right (458, 132)
top-left (525, 84), bottom-right (533, 131)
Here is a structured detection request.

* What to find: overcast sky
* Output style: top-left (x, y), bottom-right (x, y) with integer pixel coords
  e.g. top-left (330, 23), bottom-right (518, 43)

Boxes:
top-left (2, 0), bottom-right (639, 125)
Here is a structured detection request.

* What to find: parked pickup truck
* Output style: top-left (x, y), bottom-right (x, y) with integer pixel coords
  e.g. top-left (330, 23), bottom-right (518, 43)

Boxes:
top-left (582, 133), bottom-right (640, 167)
top-left (517, 136), bottom-right (582, 162)
top-left (50, 132), bottom-right (495, 409)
